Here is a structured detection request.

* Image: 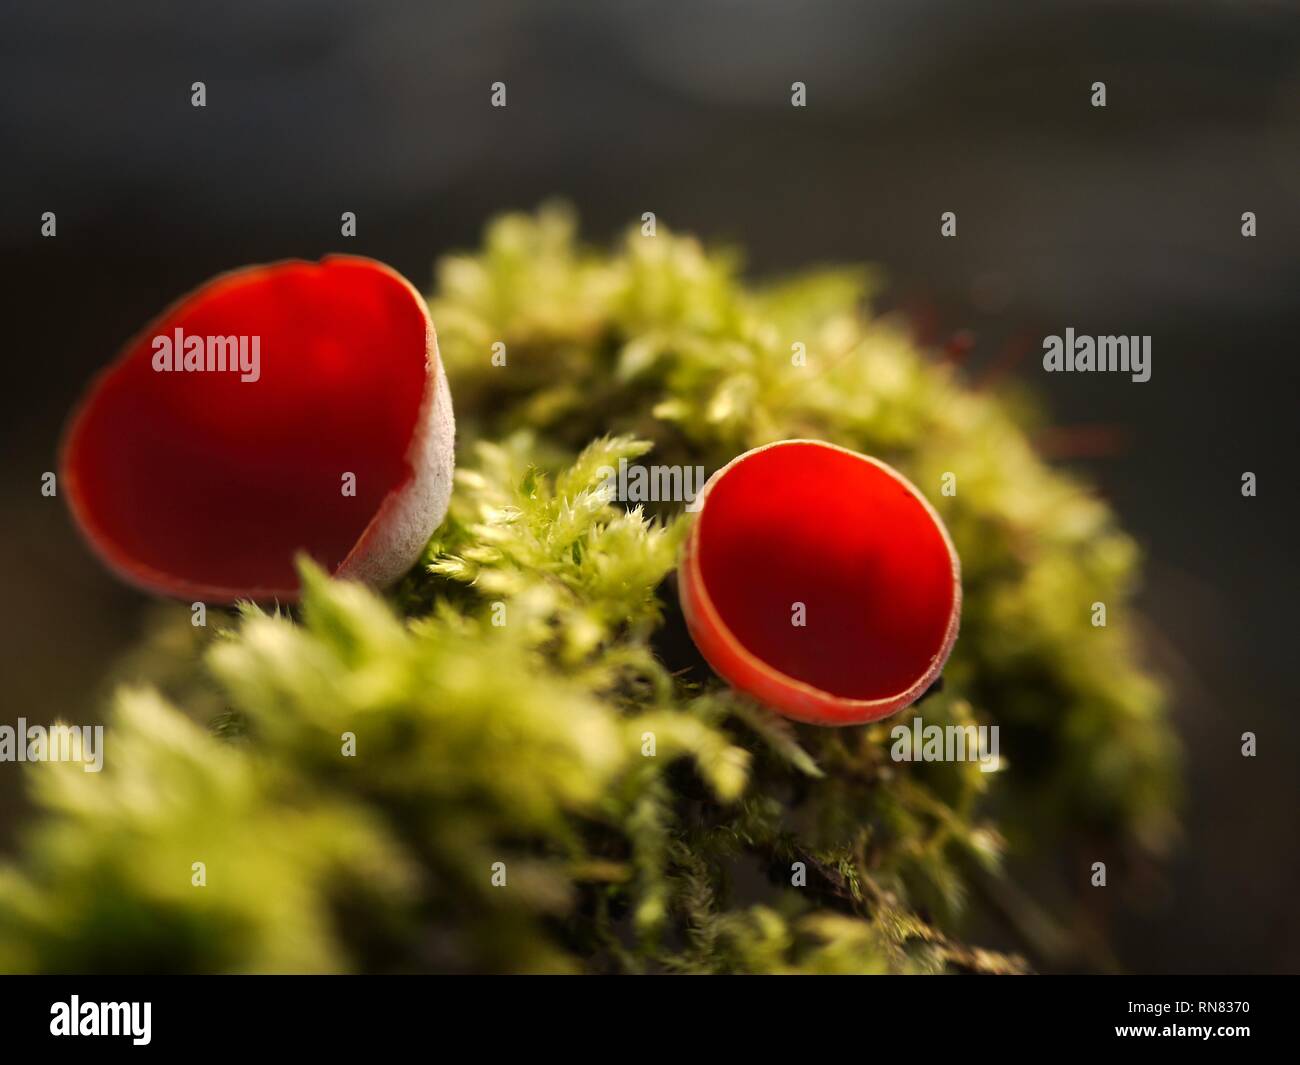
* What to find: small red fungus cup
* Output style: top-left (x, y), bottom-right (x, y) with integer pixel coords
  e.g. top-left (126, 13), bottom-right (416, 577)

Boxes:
top-left (61, 256), bottom-right (454, 602)
top-left (678, 440), bottom-right (961, 726)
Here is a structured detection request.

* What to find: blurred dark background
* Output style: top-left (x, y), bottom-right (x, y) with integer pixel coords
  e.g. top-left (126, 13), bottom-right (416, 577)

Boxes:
top-left (1, 0), bottom-right (1297, 973)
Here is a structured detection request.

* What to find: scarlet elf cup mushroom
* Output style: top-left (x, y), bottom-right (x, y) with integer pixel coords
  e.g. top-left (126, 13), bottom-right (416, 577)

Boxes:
top-left (61, 256), bottom-right (454, 602)
top-left (678, 440), bottom-right (961, 726)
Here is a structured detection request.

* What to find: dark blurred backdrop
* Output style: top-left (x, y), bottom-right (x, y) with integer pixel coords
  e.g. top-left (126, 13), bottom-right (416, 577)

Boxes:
top-left (1, 0), bottom-right (1297, 973)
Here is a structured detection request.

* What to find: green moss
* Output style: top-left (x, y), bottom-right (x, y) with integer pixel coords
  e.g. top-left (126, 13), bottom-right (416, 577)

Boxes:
top-left (0, 206), bottom-right (1177, 973)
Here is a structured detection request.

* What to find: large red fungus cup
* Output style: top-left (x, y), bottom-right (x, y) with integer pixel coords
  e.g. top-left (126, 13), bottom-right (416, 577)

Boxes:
top-left (678, 440), bottom-right (961, 726)
top-left (61, 256), bottom-right (454, 602)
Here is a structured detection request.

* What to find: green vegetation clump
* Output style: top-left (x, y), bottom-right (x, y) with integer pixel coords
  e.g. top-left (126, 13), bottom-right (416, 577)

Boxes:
top-left (0, 206), bottom-right (1177, 973)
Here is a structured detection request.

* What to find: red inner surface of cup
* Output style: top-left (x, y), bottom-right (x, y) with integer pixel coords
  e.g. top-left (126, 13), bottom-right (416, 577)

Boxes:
top-left (63, 259), bottom-right (428, 594)
top-left (695, 442), bottom-right (956, 701)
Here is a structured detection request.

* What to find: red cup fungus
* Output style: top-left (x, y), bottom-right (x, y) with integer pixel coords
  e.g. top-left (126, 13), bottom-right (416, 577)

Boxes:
top-left (678, 440), bottom-right (961, 726)
top-left (61, 256), bottom-right (454, 602)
